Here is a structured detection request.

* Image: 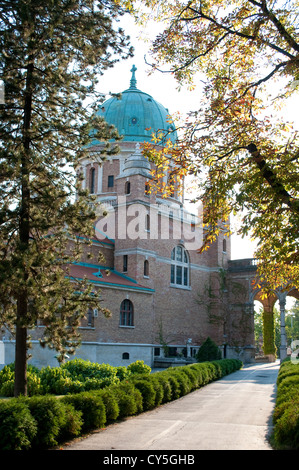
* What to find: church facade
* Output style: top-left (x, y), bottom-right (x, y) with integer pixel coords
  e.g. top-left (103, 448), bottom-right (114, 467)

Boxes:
top-left (1, 67), bottom-right (257, 369)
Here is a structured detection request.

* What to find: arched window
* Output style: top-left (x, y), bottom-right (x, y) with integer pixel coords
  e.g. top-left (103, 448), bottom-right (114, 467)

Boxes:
top-left (170, 246), bottom-right (189, 287)
top-left (122, 352), bottom-right (130, 360)
top-left (90, 168), bottom-right (95, 194)
top-left (120, 299), bottom-right (134, 326)
top-left (125, 181), bottom-right (131, 194)
top-left (144, 259), bottom-right (149, 277)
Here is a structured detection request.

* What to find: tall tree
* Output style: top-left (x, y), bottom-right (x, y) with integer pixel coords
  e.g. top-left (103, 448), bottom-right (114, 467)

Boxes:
top-left (0, 0), bottom-right (133, 396)
top-left (129, 0), bottom-right (299, 292)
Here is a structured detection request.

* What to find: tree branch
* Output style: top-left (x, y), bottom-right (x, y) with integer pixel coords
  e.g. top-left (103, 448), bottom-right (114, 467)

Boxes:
top-left (257, 0), bottom-right (299, 52)
top-left (246, 143), bottom-right (299, 214)
top-left (185, 4), bottom-right (296, 59)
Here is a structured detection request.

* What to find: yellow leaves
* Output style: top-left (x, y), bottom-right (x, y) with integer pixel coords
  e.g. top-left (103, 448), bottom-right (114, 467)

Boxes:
top-left (141, 139), bottom-right (186, 198)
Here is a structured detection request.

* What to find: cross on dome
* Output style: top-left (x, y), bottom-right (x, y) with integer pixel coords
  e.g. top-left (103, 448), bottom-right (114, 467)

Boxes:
top-left (130, 64), bottom-right (137, 89)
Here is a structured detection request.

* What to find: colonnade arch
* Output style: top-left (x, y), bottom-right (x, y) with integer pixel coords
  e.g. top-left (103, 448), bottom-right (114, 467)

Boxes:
top-left (227, 258), bottom-right (299, 362)
top-left (250, 287), bottom-right (299, 361)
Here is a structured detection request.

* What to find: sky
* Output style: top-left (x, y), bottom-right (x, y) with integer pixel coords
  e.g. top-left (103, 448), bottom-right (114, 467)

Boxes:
top-left (95, 13), bottom-right (297, 261)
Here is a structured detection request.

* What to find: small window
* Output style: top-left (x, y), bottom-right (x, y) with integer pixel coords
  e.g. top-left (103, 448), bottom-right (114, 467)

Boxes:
top-left (145, 214), bottom-right (150, 231)
top-left (108, 175), bottom-right (114, 188)
top-left (87, 307), bottom-right (94, 327)
top-left (123, 255), bottom-right (128, 272)
top-left (125, 181), bottom-right (131, 194)
top-left (223, 239), bottom-right (227, 253)
top-left (90, 168), bottom-right (95, 194)
top-left (144, 259), bottom-right (149, 277)
top-left (120, 299), bottom-right (134, 327)
top-left (145, 182), bottom-right (150, 196)
top-left (122, 352), bottom-right (130, 360)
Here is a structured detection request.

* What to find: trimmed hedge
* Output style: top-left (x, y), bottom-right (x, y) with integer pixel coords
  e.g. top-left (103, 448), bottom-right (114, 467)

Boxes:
top-left (0, 358), bottom-right (242, 450)
top-left (0, 358), bottom-right (137, 397)
top-left (272, 358), bottom-right (299, 450)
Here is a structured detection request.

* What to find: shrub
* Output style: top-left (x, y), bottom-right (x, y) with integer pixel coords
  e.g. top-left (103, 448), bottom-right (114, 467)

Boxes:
top-left (275, 384), bottom-right (299, 407)
top-left (273, 393), bottom-right (299, 424)
top-left (0, 363), bottom-right (43, 397)
top-left (209, 361), bottom-right (223, 379)
top-left (130, 378), bottom-right (156, 411)
top-left (57, 402), bottom-right (84, 442)
top-left (190, 363), bottom-right (210, 386)
top-left (273, 403), bottom-right (299, 450)
top-left (166, 369), bottom-right (192, 396)
top-left (0, 379), bottom-right (14, 397)
top-left (0, 364), bottom-right (14, 388)
top-left (26, 395), bottom-right (72, 448)
top-left (148, 375), bottom-right (164, 406)
top-left (111, 382), bottom-right (143, 418)
top-left (272, 359), bottom-right (299, 450)
top-left (62, 359), bottom-right (120, 385)
top-left (162, 373), bottom-right (180, 400)
top-left (0, 399), bottom-right (37, 450)
top-left (62, 391), bottom-right (106, 432)
top-left (95, 388), bottom-right (120, 423)
top-left (127, 360), bottom-right (151, 375)
top-left (153, 374), bottom-right (172, 403)
top-left (0, 358), bottom-right (242, 449)
top-left (39, 366), bottom-right (73, 395)
top-left (196, 337), bottom-right (222, 362)
top-left (277, 374), bottom-right (299, 397)
top-left (116, 365), bottom-right (131, 381)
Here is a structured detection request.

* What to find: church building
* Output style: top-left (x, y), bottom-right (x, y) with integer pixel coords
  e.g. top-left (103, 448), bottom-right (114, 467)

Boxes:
top-left (65, 66), bottom-right (255, 367)
top-left (2, 66), bottom-right (257, 368)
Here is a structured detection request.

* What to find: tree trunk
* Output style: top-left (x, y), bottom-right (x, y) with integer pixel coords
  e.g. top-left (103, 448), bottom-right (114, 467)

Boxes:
top-left (14, 319), bottom-right (27, 397)
top-left (14, 59), bottom-right (33, 397)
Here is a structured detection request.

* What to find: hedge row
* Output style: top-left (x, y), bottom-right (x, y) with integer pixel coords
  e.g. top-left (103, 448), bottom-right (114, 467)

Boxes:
top-left (0, 358), bottom-right (242, 450)
top-left (272, 358), bottom-right (299, 450)
top-left (0, 359), bottom-right (151, 396)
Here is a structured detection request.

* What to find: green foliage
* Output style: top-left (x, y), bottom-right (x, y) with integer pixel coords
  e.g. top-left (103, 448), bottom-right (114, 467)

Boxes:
top-left (273, 359), bottom-right (299, 449)
top-left (0, 399), bottom-right (38, 450)
top-left (0, 363), bottom-right (42, 397)
top-left (163, 374), bottom-right (181, 400)
top-left (133, 0), bottom-right (299, 293)
top-left (130, 377), bottom-right (156, 410)
top-left (115, 365), bottom-right (132, 381)
top-left (26, 395), bottom-right (76, 448)
top-left (196, 337), bottom-right (222, 362)
top-left (62, 392), bottom-right (106, 432)
top-left (0, 358), bottom-right (243, 449)
top-left (111, 382), bottom-right (143, 418)
top-left (153, 374), bottom-right (172, 403)
top-left (165, 368), bottom-right (192, 396)
top-left (0, 359), bottom-right (153, 397)
top-left (262, 310), bottom-right (276, 356)
top-left (0, 0), bottom-right (133, 397)
top-left (127, 360), bottom-right (151, 375)
top-left (61, 359), bottom-right (121, 390)
top-left (57, 402), bottom-right (84, 443)
top-left (39, 366), bottom-right (74, 395)
top-left (95, 388), bottom-right (120, 423)
top-left (147, 375), bottom-right (164, 406)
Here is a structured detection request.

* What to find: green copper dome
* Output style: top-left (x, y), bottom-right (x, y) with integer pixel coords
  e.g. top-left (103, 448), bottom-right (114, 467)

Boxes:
top-left (94, 65), bottom-right (177, 145)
